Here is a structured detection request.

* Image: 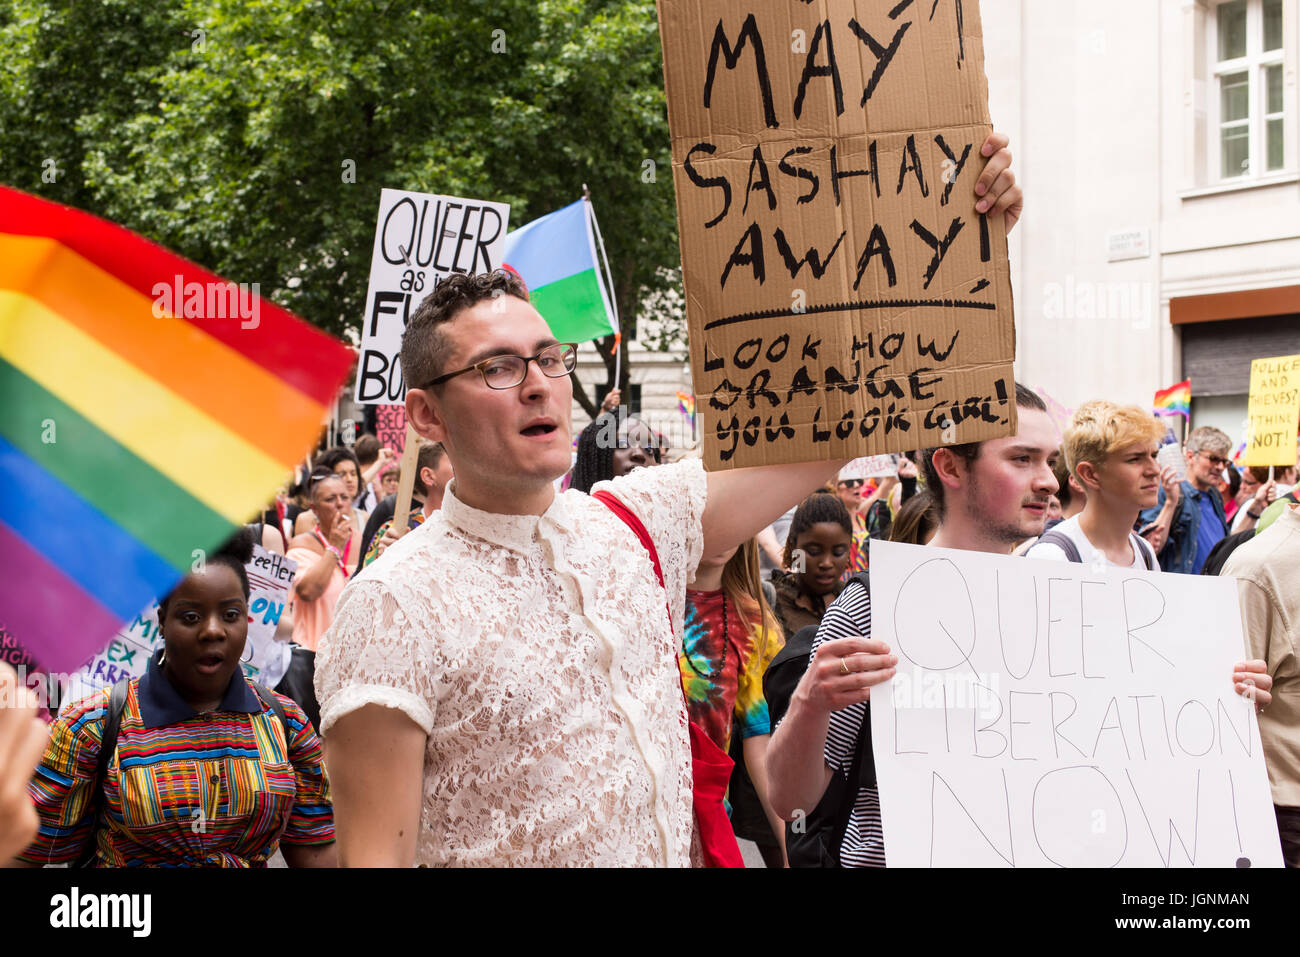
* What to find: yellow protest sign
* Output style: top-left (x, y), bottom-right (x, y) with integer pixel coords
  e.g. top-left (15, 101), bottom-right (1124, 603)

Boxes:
top-left (1244, 354), bottom-right (1300, 467)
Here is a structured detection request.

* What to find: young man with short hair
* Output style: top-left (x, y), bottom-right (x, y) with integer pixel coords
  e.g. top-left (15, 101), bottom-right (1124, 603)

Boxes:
top-left (765, 387), bottom-right (1272, 867)
top-left (1025, 400), bottom-right (1173, 568)
top-left (315, 275), bottom-right (850, 867)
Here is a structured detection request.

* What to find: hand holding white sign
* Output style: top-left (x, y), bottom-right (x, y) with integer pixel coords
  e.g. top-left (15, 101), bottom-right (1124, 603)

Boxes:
top-left (799, 636), bottom-right (897, 713)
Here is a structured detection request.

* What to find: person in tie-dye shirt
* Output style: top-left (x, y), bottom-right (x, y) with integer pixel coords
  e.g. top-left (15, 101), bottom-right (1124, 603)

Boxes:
top-left (681, 538), bottom-right (786, 865)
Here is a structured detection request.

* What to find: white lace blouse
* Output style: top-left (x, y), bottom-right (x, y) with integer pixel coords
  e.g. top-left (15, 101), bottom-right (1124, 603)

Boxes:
top-left (315, 459), bottom-right (708, 867)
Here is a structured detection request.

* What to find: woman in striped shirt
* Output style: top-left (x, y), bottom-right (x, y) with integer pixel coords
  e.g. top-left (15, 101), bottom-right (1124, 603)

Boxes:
top-left (13, 529), bottom-right (335, 868)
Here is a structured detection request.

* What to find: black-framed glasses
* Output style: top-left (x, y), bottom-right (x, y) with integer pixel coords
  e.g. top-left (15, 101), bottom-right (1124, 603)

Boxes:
top-left (422, 342), bottom-right (579, 390)
top-left (1197, 451), bottom-right (1230, 469)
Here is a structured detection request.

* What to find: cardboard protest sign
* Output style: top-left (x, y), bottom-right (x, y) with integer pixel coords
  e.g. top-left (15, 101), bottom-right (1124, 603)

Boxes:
top-left (1243, 354), bottom-right (1300, 468)
top-left (354, 189), bottom-right (511, 404)
top-left (869, 541), bottom-right (1281, 867)
top-left (657, 0), bottom-right (1016, 469)
top-left (59, 545), bottom-right (297, 710)
top-left (374, 404), bottom-right (408, 455)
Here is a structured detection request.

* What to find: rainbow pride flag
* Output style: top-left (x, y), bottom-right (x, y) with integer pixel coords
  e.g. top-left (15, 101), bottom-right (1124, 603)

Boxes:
top-left (502, 198), bottom-right (618, 344)
top-left (0, 186), bottom-right (354, 672)
top-left (1153, 380), bottom-right (1191, 419)
top-left (675, 391), bottom-right (696, 421)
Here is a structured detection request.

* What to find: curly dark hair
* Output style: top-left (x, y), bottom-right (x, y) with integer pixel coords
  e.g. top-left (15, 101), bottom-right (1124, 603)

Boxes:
top-left (158, 525), bottom-right (256, 621)
top-left (782, 490), bottom-right (852, 569)
top-left (401, 268), bottom-right (531, 391)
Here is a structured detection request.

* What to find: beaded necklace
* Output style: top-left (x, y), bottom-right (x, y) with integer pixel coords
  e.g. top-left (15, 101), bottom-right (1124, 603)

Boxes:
top-left (683, 593), bottom-right (729, 681)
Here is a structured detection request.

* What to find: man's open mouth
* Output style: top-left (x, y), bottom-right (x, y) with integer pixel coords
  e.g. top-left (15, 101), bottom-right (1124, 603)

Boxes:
top-left (522, 424), bottom-right (557, 437)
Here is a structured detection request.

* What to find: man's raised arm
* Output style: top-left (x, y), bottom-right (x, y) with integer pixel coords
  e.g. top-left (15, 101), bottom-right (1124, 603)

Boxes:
top-left (702, 460), bottom-right (847, 557)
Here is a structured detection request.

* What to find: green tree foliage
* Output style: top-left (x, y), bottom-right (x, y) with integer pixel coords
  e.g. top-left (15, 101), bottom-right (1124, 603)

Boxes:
top-left (0, 0), bottom-right (684, 414)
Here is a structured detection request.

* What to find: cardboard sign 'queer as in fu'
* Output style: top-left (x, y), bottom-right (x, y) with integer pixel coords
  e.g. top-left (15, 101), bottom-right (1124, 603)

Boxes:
top-left (658, 0), bottom-right (1017, 469)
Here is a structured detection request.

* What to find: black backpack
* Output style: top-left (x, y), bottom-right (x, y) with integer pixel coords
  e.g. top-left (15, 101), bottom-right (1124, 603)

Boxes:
top-left (762, 571), bottom-right (875, 867)
top-left (73, 676), bottom-right (288, 868)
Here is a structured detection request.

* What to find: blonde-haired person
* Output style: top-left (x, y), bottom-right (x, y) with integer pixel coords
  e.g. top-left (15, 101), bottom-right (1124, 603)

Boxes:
top-left (682, 538), bottom-right (787, 866)
top-left (1026, 400), bottom-right (1174, 569)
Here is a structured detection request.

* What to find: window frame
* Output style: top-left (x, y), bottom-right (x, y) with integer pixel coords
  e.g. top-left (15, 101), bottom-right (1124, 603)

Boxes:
top-left (1208, 0), bottom-right (1288, 182)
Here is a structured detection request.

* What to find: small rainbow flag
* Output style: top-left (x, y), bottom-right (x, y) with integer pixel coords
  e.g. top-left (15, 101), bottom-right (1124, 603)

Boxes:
top-left (0, 186), bottom-right (354, 672)
top-left (1153, 380), bottom-right (1191, 419)
top-left (675, 390), bottom-right (696, 421)
top-left (1232, 440), bottom-right (1247, 466)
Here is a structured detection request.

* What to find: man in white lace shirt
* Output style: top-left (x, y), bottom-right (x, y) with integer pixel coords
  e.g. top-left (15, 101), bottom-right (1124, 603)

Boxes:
top-left (317, 139), bottom-right (1025, 867)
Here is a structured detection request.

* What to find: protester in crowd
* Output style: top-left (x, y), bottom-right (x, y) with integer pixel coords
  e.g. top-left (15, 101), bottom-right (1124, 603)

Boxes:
top-left (359, 435), bottom-right (398, 513)
top-left (293, 447), bottom-right (369, 538)
top-left (286, 472), bottom-right (354, 652)
top-left (11, 529), bottom-right (335, 867)
top-left (766, 386), bottom-right (1271, 867)
top-left (1232, 464), bottom-right (1286, 533)
top-left (682, 539), bottom-right (787, 866)
top-left (1256, 484), bottom-right (1300, 535)
top-left (362, 440), bottom-right (454, 567)
top-left (1047, 450), bottom-right (1085, 530)
top-left (1229, 467), bottom-right (1260, 526)
top-left (0, 663), bottom-right (49, 863)
top-left (1223, 501), bottom-right (1300, 866)
top-left (770, 491), bottom-right (852, 638)
top-left (378, 466), bottom-right (400, 499)
top-left (247, 508), bottom-right (286, 555)
top-left (1025, 401), bottom-right (1168, 568)
top-left (569, 410), bottom-right (662, 493)
top-left (315, 129), bottom-right (1022, 867)
top-left (1138, 426), bottom-right (1231, 573)
top-left (888, 490), bottom-right (939, 546)
top-left (351, 435), bottom-right (381, 513)
top-left (1222, 467), bottom-right (1242, 523)
top-left (281, 463), bottom-right (312, 543)
top-left (314, 276), bottom-right (831, 866)
top-left (838, 465), bottom-right (897, 576)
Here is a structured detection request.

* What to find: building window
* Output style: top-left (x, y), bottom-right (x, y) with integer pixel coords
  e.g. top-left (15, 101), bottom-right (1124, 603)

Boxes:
top-left (1211, 0), bottom-right (1287, 180)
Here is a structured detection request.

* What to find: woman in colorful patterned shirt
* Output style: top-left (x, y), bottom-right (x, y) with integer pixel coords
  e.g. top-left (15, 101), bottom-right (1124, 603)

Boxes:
top-left (13, 529), bottom-right (335, 868)
top-left (682, 538), bottom-right (787, 865)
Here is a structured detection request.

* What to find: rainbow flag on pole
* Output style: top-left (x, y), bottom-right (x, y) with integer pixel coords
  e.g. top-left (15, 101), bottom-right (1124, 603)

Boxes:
top-left (0, 186), bottom-right (354, 672)
top-left (502, 199), bottom-right (618, 344)
top-left (1153, 380), bottom-right (1191, 419)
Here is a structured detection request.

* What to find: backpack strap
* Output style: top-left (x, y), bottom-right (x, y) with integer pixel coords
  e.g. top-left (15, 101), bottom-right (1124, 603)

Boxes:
top-left (592, 490), bottom-right (671, 624)
top-left (251, 682), bottom-right (289, 735)
top-left (74, 677), bottom-right (130, 868)
top-left (1034, 529), bottom-right (1082, 563)
top-left (1130, 533), bottom-right (1157, 571)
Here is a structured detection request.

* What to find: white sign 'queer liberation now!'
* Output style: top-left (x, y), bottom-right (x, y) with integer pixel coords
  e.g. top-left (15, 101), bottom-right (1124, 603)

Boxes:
top-left (869, 540), bottom-right (1281, 868)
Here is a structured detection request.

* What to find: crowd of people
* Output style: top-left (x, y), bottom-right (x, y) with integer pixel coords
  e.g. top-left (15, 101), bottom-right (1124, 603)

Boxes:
top-left (0, 129), bottom-right (1294, 870)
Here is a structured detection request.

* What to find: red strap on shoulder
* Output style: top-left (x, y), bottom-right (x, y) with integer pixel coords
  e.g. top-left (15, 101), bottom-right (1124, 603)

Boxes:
top-left (593, 490), bottom-right (665, 590)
